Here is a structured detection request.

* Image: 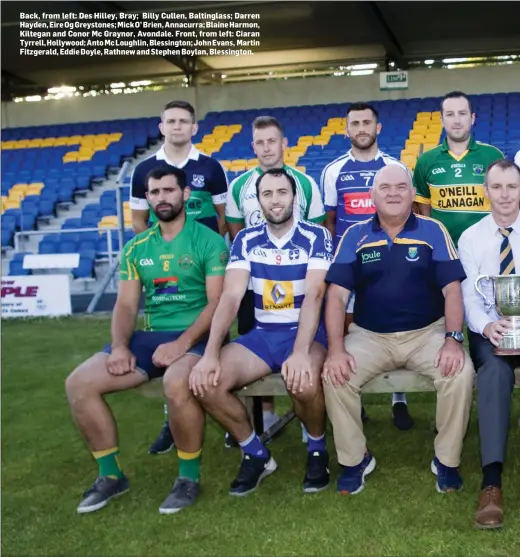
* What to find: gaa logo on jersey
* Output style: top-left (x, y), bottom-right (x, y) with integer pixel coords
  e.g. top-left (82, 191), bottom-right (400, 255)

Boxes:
top-left (191, 174), bottom-right (205, 188)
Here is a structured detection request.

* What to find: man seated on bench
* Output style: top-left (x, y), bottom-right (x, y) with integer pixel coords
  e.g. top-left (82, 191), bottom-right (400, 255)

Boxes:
top-left (190, 167), bottom-right (332, 496)
top-left (323, 164), bottom-right (475, 495)
top-left (458, 159), bottom-right (520, 529)
top-left (65, 164), bottom-right (228, 514)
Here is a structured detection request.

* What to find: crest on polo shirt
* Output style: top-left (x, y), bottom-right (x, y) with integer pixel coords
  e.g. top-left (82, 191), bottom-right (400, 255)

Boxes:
top-left (191, 174), bottom-right (205, 188)
top-left (406, 246), bottom-right (419, 262)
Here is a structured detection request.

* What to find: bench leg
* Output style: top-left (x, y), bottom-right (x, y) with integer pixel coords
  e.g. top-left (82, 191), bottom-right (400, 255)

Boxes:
top-left (259, 410), bottom-right (295, 444)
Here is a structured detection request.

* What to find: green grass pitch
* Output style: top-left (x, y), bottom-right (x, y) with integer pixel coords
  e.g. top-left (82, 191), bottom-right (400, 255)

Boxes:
top-left (2, 316), bottom-right (520, 556)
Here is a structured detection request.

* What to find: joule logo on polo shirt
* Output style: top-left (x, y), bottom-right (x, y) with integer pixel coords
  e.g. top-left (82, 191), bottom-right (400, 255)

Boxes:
top-left (361, 250), bottom-right (381, 264)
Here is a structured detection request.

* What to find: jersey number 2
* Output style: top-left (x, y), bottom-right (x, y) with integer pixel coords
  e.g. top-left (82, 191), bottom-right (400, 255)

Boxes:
top-left (454, 168), bottom-right (462, 178)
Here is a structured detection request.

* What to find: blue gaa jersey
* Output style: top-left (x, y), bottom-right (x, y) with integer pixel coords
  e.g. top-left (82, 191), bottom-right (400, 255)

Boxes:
top-left (228, 221), bottom-right (334, 329)
top-left (326, 212), bottom-right (466, 333)
top-left (321, 150), bottom-right (410, 245)
top-left (130, 144), bottom-right (228, 231)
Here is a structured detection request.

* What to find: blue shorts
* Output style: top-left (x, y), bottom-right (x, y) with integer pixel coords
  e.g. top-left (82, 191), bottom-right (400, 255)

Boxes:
top-left (232, 325), bottom-right (328, 372)
top-left (102, 331), bottom-right (207, 380)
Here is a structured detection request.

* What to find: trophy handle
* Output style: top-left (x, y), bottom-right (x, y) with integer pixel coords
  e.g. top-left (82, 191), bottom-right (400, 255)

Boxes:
top-left (475, 274), bottom-right (495, 310)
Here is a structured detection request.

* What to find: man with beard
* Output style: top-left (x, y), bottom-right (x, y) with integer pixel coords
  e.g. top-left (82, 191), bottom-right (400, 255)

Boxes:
top-left (320, 102), bottom-right (413, 430)
top-left (66, 164), bottom-right (228, 514)
top-left (130, 100), bottom-right (229, 454)
top-left (189, 168), bottom-right (332, 496)
top-left (225, 115), bottom-right (325, 443)
top-left (414, 91), bottom-right (504, 246)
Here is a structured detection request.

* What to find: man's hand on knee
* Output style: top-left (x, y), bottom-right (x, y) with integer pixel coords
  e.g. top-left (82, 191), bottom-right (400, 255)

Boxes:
top-left (434, 339), bottom-right (465, 378)
top-left (106, 346), bottom-right (136, 376)
top-left (281, 352), bottom-right (313, 394)
top-left (189, 354), bottom-right (222, 398)
top-left (322, 349), bottom-right (356, 388)
top-left (152, 340), bottom-right (186, 368)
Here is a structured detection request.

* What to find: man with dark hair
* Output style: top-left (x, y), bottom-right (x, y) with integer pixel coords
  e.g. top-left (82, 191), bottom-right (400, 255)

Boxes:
top-left (191, 168), bottom-right (332, 496)
top-left (225, 114), bottom-right (326, 442)
top-left (131, 100), bottom-right (228, 236)
top-left (130, 100), bottom-right (230, 454)
top-left (414, 90), bottom-right (505, 246)
top-left (458, 158), bottom-right (520, 529)
top-left (320, 101), bottom-right (414, 430)
top-left (66, 164), bottom-right (229, 514)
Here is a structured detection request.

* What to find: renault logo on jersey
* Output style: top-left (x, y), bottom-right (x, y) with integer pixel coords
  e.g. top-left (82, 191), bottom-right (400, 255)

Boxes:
top-left (262, 280), bottom-right (294, 310)
top-left (140, 258), bottom-right (154, 266)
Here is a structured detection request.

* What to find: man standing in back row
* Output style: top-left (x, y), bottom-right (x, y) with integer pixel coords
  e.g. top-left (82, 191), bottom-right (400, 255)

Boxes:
top-left (320, 102), bottom-right (413, 430)
top-left (130, 100), bottom-right (229, 454)
top-left (414, 91), bottom-right (504, 246)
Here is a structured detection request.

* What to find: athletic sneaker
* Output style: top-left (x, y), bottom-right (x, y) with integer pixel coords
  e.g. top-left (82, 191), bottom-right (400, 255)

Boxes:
top-left (229, 451), bottom-right (277, 496)
top-left (303, 450), bottom-right (330, 493)
top-left (337, 452), bottom-right (376, 495)
top-left (77, 475), bottom-right (130, 514)
top-left (431, 456), bottom-right (463, 493)
top-left (148, 421), bottom-right (174, 455)
top-left (159, 477), bottom-right (200, 514)
top-left (224, 432), bottom-right (239, 448)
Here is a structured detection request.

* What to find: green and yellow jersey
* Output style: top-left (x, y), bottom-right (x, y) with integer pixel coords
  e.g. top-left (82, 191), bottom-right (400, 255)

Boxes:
top-left (120, 219), bottom-right (228, 331)
top-left (413, 136), bottom-right (504, 245)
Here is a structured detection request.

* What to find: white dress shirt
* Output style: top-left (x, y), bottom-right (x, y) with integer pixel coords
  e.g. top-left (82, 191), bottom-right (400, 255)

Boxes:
top-left (458, 212), bottom-right (520, 335)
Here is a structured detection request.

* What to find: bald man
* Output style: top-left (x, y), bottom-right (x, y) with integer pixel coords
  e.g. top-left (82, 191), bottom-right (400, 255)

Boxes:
top-left (322, 165), bottom-right (475, 496)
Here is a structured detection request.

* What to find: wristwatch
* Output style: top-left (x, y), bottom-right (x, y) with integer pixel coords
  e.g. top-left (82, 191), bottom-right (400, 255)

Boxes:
top-left (445, 331), bottom-right (464, 343)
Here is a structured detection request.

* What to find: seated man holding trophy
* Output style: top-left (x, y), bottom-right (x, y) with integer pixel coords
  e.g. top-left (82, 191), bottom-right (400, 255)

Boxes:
top-left (458, 158), bottom-right (520, 530)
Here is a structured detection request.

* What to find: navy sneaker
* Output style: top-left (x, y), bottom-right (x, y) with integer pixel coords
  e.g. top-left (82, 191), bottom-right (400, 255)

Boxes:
top-left (229, 451), bottom-right (277, 496)
top-left (159, 477), bottom-right (200, 514)
top-left (77, 475), bottom-right (130, 514)
top-left (303, 450), bottom-right (330, 493)
top-left (224, 432), bottom-right (239, 449)
top-left (431, 456), bottom-right (463, 493)
top-left (148, 421), bottom-right (174, 455)
top-left (337, 452), bottom-right (376, 495)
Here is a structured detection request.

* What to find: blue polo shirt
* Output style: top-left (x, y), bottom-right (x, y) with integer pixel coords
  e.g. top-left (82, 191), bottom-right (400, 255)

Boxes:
top-left (326, 212), bottom-right (466, 333)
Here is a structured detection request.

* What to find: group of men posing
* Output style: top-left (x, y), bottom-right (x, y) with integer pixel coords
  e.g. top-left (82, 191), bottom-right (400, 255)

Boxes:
top-left (65, 91), bottom-right (519, 530)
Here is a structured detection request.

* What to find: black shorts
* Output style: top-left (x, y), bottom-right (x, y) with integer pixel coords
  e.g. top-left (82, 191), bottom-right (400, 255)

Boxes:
top-left (237, 289), bottom-right (255, 335)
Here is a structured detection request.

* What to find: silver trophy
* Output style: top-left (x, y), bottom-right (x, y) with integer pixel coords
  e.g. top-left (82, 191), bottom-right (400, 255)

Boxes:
top-left (475, 274), bottom-right (520, 355)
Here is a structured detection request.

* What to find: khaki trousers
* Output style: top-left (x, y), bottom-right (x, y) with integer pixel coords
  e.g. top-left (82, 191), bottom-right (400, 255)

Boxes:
top-left (323, 318), bottom-right (475, 468)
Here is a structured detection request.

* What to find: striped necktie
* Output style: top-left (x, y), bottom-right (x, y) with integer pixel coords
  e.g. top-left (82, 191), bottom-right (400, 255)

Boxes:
top-left (499, 227), bottom-right (516, 275)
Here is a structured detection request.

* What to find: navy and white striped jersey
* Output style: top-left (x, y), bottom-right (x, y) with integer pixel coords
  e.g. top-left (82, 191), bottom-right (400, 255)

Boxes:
top-left (320, 149), bottom-right (409, 245)
top-left (227, 220), bottom-right (333, 329)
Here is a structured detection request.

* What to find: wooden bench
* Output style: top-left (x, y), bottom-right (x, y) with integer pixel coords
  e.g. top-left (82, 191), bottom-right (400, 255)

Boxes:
top-left (138, 368), bottom-right (520, 443)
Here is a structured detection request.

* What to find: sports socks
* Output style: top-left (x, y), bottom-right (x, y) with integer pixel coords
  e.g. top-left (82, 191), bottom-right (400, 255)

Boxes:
top-left (392, 392), bottom-right (407, 405)
top-left (239, 431), bottom-right (269, 458)
top-left (93, 447), bottom-right (124, 479)
top-left (178, 449), bottom-right (202, 482)
top-left (307, 432), bottom-right (326, 453)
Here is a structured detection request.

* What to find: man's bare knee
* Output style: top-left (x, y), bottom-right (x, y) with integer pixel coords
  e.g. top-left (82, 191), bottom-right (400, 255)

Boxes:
top-left (164, 369), bottom-right (191, 407)
top-left (65, 355), bottom-right (105, 401)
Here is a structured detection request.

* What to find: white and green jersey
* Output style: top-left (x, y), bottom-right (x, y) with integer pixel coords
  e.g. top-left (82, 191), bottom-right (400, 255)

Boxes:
top-left (225, 164), bottom-right (325, 227)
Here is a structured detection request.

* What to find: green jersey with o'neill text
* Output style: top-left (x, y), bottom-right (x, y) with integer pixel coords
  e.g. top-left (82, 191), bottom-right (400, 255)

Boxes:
top-left (226, 164), bottom-right (325, 227)
top-left (120, 219), bottom-right (229, 332)
top-left (413, 136), bottom-right (504, 245)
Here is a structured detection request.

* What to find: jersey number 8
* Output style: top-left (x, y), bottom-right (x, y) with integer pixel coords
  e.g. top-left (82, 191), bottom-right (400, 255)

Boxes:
top-left (163, 260), bottom-right (170, 271)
